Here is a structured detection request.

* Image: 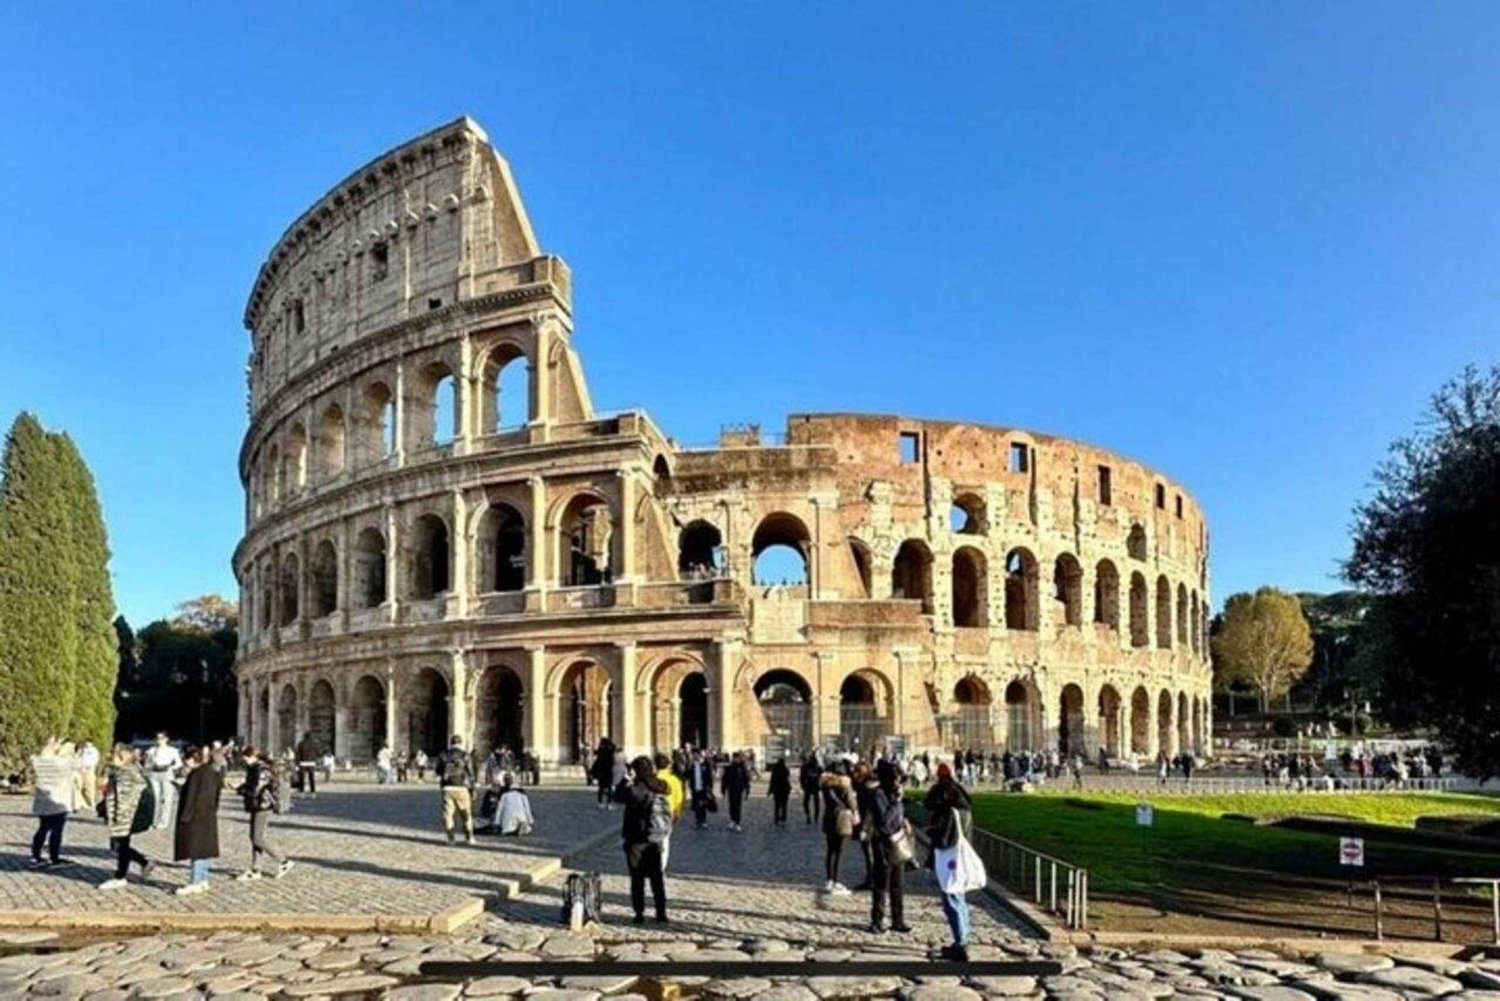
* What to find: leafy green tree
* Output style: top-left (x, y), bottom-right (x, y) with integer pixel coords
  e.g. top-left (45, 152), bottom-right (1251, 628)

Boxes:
top-left (1346, 364), bottom-right (1500, 778)
top-left (1210, 587), bottom-right (1314, 713)
top-left (113, 598), bottom-right (238, 743)
top-left (0, 413), bottom-right (78, 770)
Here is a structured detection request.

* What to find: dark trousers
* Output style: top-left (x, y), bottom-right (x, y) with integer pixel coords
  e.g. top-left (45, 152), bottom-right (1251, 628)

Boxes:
top-left (299, 765), bottom-right (317, 794)
top-left (111, 835), bottom-right (147, 879)
top-left (858, 837), bottom-right (873, 886)
top-left (691, 792), bottom-right (709, 826)
top-left (31, 813), bottom-right (66, 863)
top-left (871, 843), bottom-right (905, 927)
top-left (772, 793), bottom-right (789, 824)
top-left (596, 777), bottom-right (611, 804)
top-left (824, 830), bottom-right (845, 882)
top-left (728, 792), bottom-right (744, 825)
top-left (626, 843), bottom-right (667, 918)
top-left (803, 789), bottom-right (820, 823)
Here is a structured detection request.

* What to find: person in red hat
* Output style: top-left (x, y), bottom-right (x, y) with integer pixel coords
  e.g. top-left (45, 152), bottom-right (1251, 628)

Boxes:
top-left (924, 760), bottom-right (974, 961)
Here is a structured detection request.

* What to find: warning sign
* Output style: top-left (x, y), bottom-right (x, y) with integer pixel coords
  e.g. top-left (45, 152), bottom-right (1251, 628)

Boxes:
top-left (1136, 803), bottom-right (1154, 827)
top-left (1339, 836), bottom-right (1365, 867)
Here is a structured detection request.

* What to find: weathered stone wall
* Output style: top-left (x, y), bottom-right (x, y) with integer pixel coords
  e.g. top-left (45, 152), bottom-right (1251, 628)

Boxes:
top-left (234, 119), bottom-right (1212, 768)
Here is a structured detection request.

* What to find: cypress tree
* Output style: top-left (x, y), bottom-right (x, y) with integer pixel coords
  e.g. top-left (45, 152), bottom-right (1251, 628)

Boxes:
top-left (51, 431), bottom-right (117, 752)
top-left (0, 413), bottom-right (78, 771)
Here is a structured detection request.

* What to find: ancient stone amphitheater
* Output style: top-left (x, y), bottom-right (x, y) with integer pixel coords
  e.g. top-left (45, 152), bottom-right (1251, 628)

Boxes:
top-left (234, 118), bottom-right (1212, 766)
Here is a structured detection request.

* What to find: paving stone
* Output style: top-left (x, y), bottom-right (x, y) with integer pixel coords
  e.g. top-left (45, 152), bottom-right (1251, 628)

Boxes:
top-left (1292, 982), bottom-right (1403, 1001)
top-left (1356, 966), bottom-right (1465, 995)
top-left (964, 976), bottom-right (1037, 996)
top-left (134, 975), bottom-right (199, 999)
top-left (280, 973), bottom-right (399, 996)
top-left (703, 978), bottom-right (775, 999)
top-left (1223, 988), bottom-right (1317, 1001)
top-left (806, 975), bottom-right (905, 998)
top-left (383, 985), bottom-right (463, 1001)
top-left (1312, 954), bottom-right (1393, 976)
top-left (462, 975), bottom-right (532, 996)
top-left (1465, 969), bottom-right (1500, 991)
top-left (901, 985), bottom-right (982, 1001)
top-left (539, 934), bottom-right (595, 958)
top-left (30, 971), bottom-right (111, 996)
top-left (748, 987), bottom-right (820, 1001)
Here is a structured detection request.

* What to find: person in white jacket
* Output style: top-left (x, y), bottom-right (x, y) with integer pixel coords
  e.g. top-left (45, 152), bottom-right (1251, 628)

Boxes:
top-left (30, 738), bottom-right (80, 867)
top-left (493, 773), bottom-right (534, 836)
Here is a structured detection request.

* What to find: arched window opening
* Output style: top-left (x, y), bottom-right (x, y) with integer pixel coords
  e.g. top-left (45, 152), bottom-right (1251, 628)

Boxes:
top-left (1093, 559), bottom-right (1120, 628)
top-left (1129, 572), bottom-right (1149, 648)
top-left (1004, 680), bottom-right (1040, 752)
top-left (1053, 553), bottom-right (1083, 626)
top-left (755, 669), bottom-right (814, 755)
top-left (892, 540), bottom-right (934, 613)
top-left (677, 673), bottom-right (709, 750)
top-left (258, 565), bottom-right (274, 632)
top-left (309, 680), bottom-right (336, 756)
top-left (408, 361), bottom-right (456, 449)
top-left (1058, 683), bottom-right (1086, 756)
top-left (1158, 690), bottom-right (1174, 756)
top-left (953, 675), bottom-right (994, 749)
top-left (1155, 575), bottom-right (1172, 648)
top-left (560, 494), bottom-right (613, 587)
top-left (406, 667), bottom-right (449, 758)
top-left (361, 382), bottom-right (395, 465)
top-left (478, 345), bottom-right (530, 432)
top-left (848, 539), bottom-right (873, 598)
top-left (559, 661), bottom-right (611, 765)
top-left (1127, 524), bottom-right (1147, 561)
top-left (678, 520), bottom-right (723, 577)
top-left (268, 445), bottom-right (283, 503)
top-left (1176, 584), bottom-right (1189, 646)
top-left (838, 670), bottom-right (889, 753)
top-left (349, 675), bottom-right (387, 762)
top-left (287, 424), bottom-right (308, 492)
top-left (277, 685), bottom-right (298, 752)
top-left (410, 514), bottom-right (451, 599)
top-left (432, 373), bottom-right (457, 446)
top-left (1004, 548), bottom-right (1039, 631)
top-left (311, 539), bottom-right (338, 617)
top-left (316, 404), bottom-right (346, 479)
top-left (951, 546), bottom-right (988, 627)
top-left (751, 512), bottom-right (810, 587)
top-left (1130, 686), bottom-right (1151, 754)
top-left (353, 528), bottom-right (387, 608)
top-left (489, 505), bottom-right (527, 592)
top-left (1177, 691), bottom-right (1191, 754)
top-left (950, 493), bottom-right (986, 535)
top-left (475, 666), bottom-right (525, 760)
top-left (278, 552), bottom-right (300, 626)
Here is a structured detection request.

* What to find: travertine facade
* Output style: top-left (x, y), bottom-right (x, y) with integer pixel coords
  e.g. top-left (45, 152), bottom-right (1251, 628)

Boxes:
top-left (234, 118), bottom-right (1213, 765)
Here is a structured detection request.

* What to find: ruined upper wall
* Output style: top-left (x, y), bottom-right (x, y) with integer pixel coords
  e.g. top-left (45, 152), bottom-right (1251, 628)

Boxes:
top-left (243, 117), bottom-right (566, 412)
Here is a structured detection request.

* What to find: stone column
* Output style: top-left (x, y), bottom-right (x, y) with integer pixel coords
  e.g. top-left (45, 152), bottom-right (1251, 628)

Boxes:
top-left (384, 504), bottom-right (400, 624)
top-left (384, 661), bottom-right (400, 755)
top-left (616, 642), bottom-right (639, 758)
top-left (393, 357), bottom-right (406, 466)
top-left (334, 698), bottom-right (350, 762)
top-left (615, 471), bottom-right (635, 583)
top-left (457, 332), bottom-right (475, 454)
top-left (714, 637), bottom-right (742, 752)
top-left (526, 645), bottom-right (547, 763)
top-left (450, 648), bottom-right (470, 748)
top-left (530, 315), bottom-right (552, 426)
top-left (528, 475), bottom-right (548, 597)
top-left (238, 681), bottom-right (251, 742)
top-left (267, 682), bottom-right (281, 755)
top-left (451, 488), bottom-right (469, 617)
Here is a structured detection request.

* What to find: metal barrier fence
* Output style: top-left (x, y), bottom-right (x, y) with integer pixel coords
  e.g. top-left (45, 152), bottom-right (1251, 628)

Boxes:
top-left (1361, 876), bottom-right (1500, 944)
top-left (966, 824), bottom-right (1090, 930)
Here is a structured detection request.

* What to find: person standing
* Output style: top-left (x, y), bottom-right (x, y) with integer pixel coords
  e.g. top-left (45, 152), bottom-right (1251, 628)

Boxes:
top-left (721, 752), bottom-right (751, 832)
top-left (687, 749), bottom-right (716, 830)
top-left (29, 738), bottom-right (78, 868)
top-left (819, 760), bottom-right (858, 894)
top-left (77, 739), bottom-right (101, 812)
top-left (415, 749), bottom-right (429, 781)
top-left (295, 733), bottom-right (319, 798)
top-left (654, 753), bottom-right (685, 824)
top-left (174, 747), bottom-right (223, 895)
top-left (376, 744), bottom-right (394, 784)
top-left (614, 756), bottom-right (670, 924)
top-left (768, 756), bottom-right (792, 827)
top-left (145, 733), bottom-right (181, 830)
top-left (799, 753), bottom-right (823, 825)
top-left (97, 743), bottom-right (154, 890)
top-left (234, 745), bottom-right (293, 881)
top-left (924, 762), bottom-right (974, 961)
top-left (590, 739), bottom-right (616, 809)
top-left (851, 762), bottom-right (880, 891)
top-left (437, 735), bottom-right (476, 845)
top-left (867, 760), bottom-right (911, 934)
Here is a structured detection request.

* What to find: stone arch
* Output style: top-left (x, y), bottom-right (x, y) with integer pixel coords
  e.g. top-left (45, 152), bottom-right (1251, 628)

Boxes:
top-left (278, 551), bottom-right (301, 626)
top-left (277, 683), bottom-right (298, 754)
top-left (678, 519), bottom-right (723, 575)
top-left (1004, 547), bottom-right (1040, 631)
top-left (348, 674), bottom-right (386, 762)
top-left (1094, 559), bottom-right (1120, 628)
top-left (409, 513), bottom-right (451, 599)
top-left (837, 667), bottom-right (894, 752)
top-left (1098, 684), bottom-right (1122, 757)
top-left (308, 678), bottom-right (336, 756)
top-left (1155, 574), bottom-right (1173, 649)
top-left (1130, 685), bottom-right (1151, 755)
top-left (478, 339), bottom-right (531, 432)
top-left (1004, 679), bottom-right (1042, 751)
top-left (1157, 689), bottom-right (1174, 757)
top-left (951, 546), bottom-right (988, 627)
top-left (1053, 553), bottom-right (1084, 627)
top-left (557, 659), bottom-right (612, 765)
top-left (475, 663), bottom-right (525, 760)
top-left (1126, 524), bottom-right (1147, 561)
top-left (892, 540), bottom-right (934, 613)
top-left (476, 503), bottom-right (527, 592)
top-left (754, 668), bottom-right (814, 754)
top-left (287, 423), bottom-right (308, 492)
top-left (268, 444), bottom-right (283, 503)
top-left (950, 492), bottom-right (987, 535)
top-left (310, 539), bottom-right (338, 618)
top-left (1129, 572), bottom-right (1149, 647)
top-left (410, 359), bottom-right (458, 448)
top-left (1058, 683), bottom-right (1086, 756)
top-left (353, 527), bottom-right (387, 608)
top-left (646, 657), bottom-right (709, 752)
top-left (557, 491), bottom-right (614, 587)
top-left (315, 403), bottom-right (346, 480)
top-left (405, 666), bottom-right (450, 757)
top-left (751, 511), bottom-right (811, 586)
top-left (953, 675), bottom-right (994, 748)
top-left (848, 537), bottom-right (873, 598)
top-left (1190, 591), bottom-right (1202, 655)
top-left (359, 381), bottom-right (395, 465)
top-left (1176, 583), bottom-right (1189, 647)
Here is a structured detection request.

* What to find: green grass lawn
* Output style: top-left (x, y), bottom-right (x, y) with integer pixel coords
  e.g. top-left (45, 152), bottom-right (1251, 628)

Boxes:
top-left (1029, 791), bottom-right (1500, 829)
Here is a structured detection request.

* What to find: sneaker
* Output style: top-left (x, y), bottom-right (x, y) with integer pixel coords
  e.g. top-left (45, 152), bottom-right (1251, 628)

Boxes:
top-left (655, 914), bottom-right (669, 924)
top-left (868, 922), bottom-right (886, 934)
top-left (26, 858), bottom-right (46, 869)
top-left (891, 923), bottom-right (913, 933)
top-left (631, 914), bottom-right (645, 925)
top-left (938, 944), bottom-right (969, 962)
top-left (235, 869), bottom-right (263, 882)
top-left (446, 833), bottom-right (455, 846)
top-left (831, 883), bottom-right (852, 896)
top-left (174, 882), bottom-right (209, 896)
top-left (48, 858), bottom-right (71, 868)
top-left (275, 860), bottom-right (295, 879)
top-left (139, 860), bottom-right (154, 881)
top-left (96, 878), bottom-right (128, 891)
top-left (823, 879), bottom-right (835, 893)
top-left (465, 836), bottom-right (475, 846)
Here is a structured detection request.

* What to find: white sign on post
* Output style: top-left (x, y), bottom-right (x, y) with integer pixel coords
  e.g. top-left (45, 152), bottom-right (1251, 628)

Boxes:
top-left (1339, 836), bottom-right (1365, 867)
top-left (1136, 803), bottom-right (1154, 827)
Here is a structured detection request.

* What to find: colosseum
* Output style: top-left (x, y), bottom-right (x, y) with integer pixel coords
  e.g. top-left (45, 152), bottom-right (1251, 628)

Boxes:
top-left (233, 117), bottom-right (1213, 768)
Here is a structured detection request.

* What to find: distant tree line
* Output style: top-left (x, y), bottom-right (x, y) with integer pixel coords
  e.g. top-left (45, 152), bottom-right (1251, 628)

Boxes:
top-left (114, 595), bottom-right (239, 744)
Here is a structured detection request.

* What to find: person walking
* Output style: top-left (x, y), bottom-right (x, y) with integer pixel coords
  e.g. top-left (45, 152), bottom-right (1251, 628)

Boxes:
top-left (768, 756), bottom-right (792, 827)
top-left (415, 749), bottom-right (429, 781)
top-left (924, 762), bottom-right (974, 961)
top-left (590, 739), bottom-right (616, 809)
top-left (867, 760), bottom-right (911, 934)
top-left (799, 753), bottom-right (823, 825)
top-left (295, 733), bottom-right (319, 798)
top-left (174, 746), bottom-right (223, 895)
top-left (145, 733), bottom-right (181, 830)
top-left (97, 743), bottom-right (154, 890)
top-left (614, 756), bottom-right (671, 924)
top-left (819, 760), bottom-right (858, 894)
top-left (687, 750), bottom-right (716, 830)
top-left (721, 752), bottom-right (751, 832)
top-left (234, 745), bottom-right (293, 881)
top-left (29, 738), bottom-right (79, 868)
top-left (376, 744), bottom-right (394, 784)
top-left (437, 735), bottom-right (476, 845)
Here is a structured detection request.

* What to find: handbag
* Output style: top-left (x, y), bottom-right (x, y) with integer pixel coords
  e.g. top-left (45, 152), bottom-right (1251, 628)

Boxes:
top-left (888, 820), bottom-right (915, 865)
top-left (934, 830), bottom-right (988, 893)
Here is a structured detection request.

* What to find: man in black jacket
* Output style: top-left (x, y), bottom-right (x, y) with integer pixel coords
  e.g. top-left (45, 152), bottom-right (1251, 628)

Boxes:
top-left (437, 736), bottom-right (476, 845)
top-left (686, 750), bottom-right (715, 830)
top-left (721, 752), bottom-right (751, 831)
top-left (613, 756), bottom-right (669, 924)
top-left (798, 753), bottom-right (822, 824)
top-left (767, 756), bottom-right (793, 827)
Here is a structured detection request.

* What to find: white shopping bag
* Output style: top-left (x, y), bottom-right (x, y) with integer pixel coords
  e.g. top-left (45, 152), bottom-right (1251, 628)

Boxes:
top-left (934, 832), bottom-right (988, 893)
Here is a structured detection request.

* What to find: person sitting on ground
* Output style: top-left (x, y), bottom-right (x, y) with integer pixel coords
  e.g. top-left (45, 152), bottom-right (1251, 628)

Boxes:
top-left (493, 772), bottom-right (534, 836)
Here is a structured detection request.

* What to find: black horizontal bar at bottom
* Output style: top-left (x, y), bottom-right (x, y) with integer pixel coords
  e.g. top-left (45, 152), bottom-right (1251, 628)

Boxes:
top-left (419, 960), bottom-right (1064, 980)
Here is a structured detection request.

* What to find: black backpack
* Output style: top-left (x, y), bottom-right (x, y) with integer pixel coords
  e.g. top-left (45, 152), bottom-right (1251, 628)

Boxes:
top-left (561, 871), bottom-right (603, 930)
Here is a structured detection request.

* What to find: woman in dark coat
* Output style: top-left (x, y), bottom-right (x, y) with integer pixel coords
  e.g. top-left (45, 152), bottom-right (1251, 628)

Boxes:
top-left (173, 747), bottom-right (223, 896)
top-left (767, 757), bottom-right (793, 827)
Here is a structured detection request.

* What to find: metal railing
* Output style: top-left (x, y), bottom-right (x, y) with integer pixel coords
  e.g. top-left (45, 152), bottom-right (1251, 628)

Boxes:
top-left (966, 824), bottom-right (1090, 930)
top-left (1018, 774), bottom-right (1465, 795)
top-left (1359, 876), bottom-right (1500, 944)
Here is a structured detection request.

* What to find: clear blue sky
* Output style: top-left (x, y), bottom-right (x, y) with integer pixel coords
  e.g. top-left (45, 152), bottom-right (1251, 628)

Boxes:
top-left (2, 4), bottom-right (1496, 627)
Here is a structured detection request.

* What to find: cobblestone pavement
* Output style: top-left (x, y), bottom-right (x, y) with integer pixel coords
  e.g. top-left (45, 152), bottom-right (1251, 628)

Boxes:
top-left (3, 792), bottom-right (1499, 998)
top-left (0, 780), bottom-right (614, 918)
